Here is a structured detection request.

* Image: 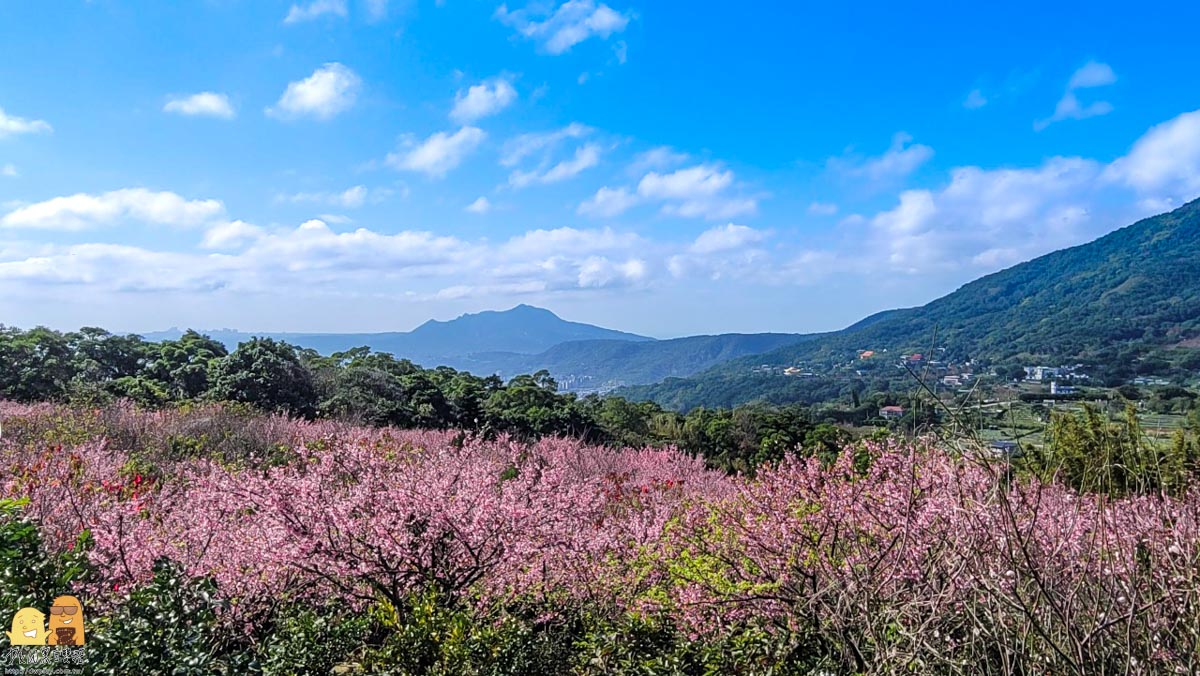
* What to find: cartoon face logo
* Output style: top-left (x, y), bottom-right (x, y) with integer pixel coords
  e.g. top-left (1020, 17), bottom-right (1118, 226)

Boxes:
top-left (46, 596), bottom-right (85, 646)
top-left (6, 607), bottom-right (46, 645)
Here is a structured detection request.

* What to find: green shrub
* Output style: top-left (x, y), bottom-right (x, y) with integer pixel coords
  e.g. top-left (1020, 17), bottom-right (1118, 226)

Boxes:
top-left (0, 497), bottom-right (91, 628)
top-left (86, 561), bottom-right (256, 675)
top-left (259, 606), bottom-right (371, 676)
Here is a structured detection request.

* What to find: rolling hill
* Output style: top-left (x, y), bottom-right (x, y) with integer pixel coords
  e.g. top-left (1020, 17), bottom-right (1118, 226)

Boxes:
top-left (143, 306), bottom-right (816, 389)
top-left (619, 197), bottom-right (1200, 410)
top-left (446, 332), bottom-right (818, 391)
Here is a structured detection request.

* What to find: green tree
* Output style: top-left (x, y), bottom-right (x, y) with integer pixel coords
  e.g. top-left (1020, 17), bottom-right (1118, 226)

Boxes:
top-left (147, 330), bottom-right (229, 400)
top-left (0, 326), bottom-right (75, 401)
top-left (207, 338), bottom-right (316, 417)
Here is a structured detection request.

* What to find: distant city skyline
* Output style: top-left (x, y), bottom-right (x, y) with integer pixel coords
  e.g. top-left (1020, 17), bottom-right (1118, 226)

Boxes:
top-left (2, 1), bottom-right (1200, 338)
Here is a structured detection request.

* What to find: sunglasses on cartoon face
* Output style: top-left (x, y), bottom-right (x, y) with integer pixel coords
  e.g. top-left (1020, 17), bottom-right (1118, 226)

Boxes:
top-left (49, 606), bottom-right (78, 616)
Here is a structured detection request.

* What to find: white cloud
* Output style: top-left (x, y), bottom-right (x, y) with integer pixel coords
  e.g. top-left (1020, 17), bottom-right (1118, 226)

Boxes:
top-left (279, 185), bottom-right (391, 209)
top-left (501, 123), bottom-right (591, 167)
top-left (1068, 61), bottom-right (1117, 89)
top-left (963, 89), bottom-right (987, 110)
top-left (855, 156), bottom-right (1107, 273)
top-left (387, 127), bottom-right (486, 178)
top-left (638, 164), bottom-right (756, 219)
top-left (0, 220), bottom-right (472, 293)
top-left (465, 196), bottom-right (492, 214)
top-left (164, 92), bottom-right (236, 119)
top-left (638, 164), bottom-right (732, 200)
top-left (284, 0), bottom-right (347, 23)
top-left (0, 188), bottom-right (225, 231)
top-left (627, 146), bottom-right (688, 175)
top-left (201, 220), bottom-right (263, 249)
top-left (576, 256), bottom-right (646, 288)
top-left (1, 164), bottom-right (16, 178)
top-left (831, 132), bottom-right (933, 183)
top-left (509, 144), bottom-right (600, 187)
top-left (0, 243), bottom-right (239, 292)
top-left (688, 223), bottom-right (767, 255)
top-left (501, 124), bottom-right (599, 188)
top-left (1036, 61), bottom-right (1116, 130)
top-left (240, 219), bottom-right (470, 276)
top-left (578, 162), bottom-right (756, 219)
top-left (267, 63), bottom-right (361, 121)
top-left (577, 186), bottom-right (638, 218)
top-left (0, 107), bottom-right (52, 138)
top-left (1105, 109), bottom-right (1200, 198)
top-left (495, 1), bottom-right (631, 54)
top-left (499, 226), bottom-right (640, 259)
top-left (668, 224), bottom-right (770, 280)
top-left (807, 201), bottom-right (838, 216)
top-left (451, 78), bottom-right (517, 123)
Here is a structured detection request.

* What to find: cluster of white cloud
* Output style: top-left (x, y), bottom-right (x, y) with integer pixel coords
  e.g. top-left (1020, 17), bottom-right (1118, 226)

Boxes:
top-left (0, 212), bottom-right (670, 299)
top-left (0, 107), bottom-right (52, 138)
top-left (163, 92), bottom-right (236, 119)
top-left (496, 1), bottom-right (631, 54)
top-left (501, 123), bottom-right (601, 188)
top-left (835, 108), bottom-right (1200, 279)
top-left (666, 223), bottom-right (770, 281)
top-left (511, 145), bottom-right (601, 188)
top-left (1106, 110), bottom-right (1200, 198)
top-left (580, 162), bottom-right (757, 220)
top-left (0, 188), bottom-right (225, 231)
top-left (1036, 61), bottom-right (1117, 130)
top-left (4, 104), bottom-right (1200, 304)
top-left (267, 63), bottom-right (361, 121)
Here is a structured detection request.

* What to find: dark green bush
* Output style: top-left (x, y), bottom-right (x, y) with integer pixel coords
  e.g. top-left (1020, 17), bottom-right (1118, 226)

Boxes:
top-left (0, 497), bottom-right (91, 630)
top-left (86, 561), bottom-right (257, 675)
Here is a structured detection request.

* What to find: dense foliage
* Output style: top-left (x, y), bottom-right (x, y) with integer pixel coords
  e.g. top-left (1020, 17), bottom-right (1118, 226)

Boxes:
top-left (1, 401), bottom-right (1198, 673)
top-left (0, 325), bottom-right (863, 473)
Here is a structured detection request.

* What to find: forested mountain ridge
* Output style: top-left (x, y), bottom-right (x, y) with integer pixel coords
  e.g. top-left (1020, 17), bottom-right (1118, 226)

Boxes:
top-left (620, 198), bottom-right (1200, 409)
top-left (448, 332), bottom-right (819, 389)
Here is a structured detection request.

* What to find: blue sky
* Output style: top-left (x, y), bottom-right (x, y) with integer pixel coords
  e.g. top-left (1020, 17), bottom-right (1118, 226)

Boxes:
top-left (2, 1), bottom-right (1200, 338)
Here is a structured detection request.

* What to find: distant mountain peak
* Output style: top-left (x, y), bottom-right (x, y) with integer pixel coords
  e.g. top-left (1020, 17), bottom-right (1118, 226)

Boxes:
top-left (508, 303), bottom-right (556, 315)
top-left (143, 305), bottom-right (651, 362)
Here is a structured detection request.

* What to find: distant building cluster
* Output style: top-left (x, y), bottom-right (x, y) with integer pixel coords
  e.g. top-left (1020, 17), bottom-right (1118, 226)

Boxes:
top-left (1023, 365), bottom-right (1090, 382)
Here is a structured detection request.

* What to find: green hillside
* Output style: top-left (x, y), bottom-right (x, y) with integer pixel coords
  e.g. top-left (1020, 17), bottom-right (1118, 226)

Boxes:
top-left (620, 198), bottom-right (1200, 410)
top-left (448, 332), bottom-right (819, 389)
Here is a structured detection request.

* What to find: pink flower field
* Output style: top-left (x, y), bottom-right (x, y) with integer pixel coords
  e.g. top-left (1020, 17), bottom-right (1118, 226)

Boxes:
top-left (2, 400), bottom-right (1198, 673)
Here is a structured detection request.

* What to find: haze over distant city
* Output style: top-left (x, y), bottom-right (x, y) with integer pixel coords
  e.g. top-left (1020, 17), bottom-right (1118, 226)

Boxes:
top-left (2, 1), bottom-right (1200, 337)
